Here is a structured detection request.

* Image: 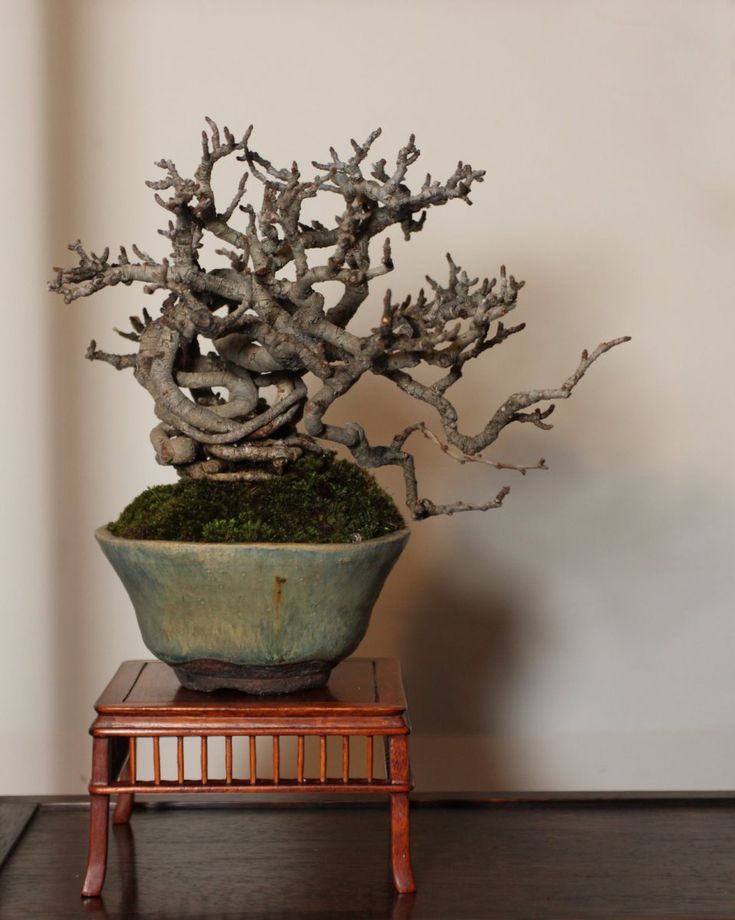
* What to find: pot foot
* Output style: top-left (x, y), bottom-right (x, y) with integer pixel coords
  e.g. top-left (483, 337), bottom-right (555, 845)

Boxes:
top-left (172, 659), bottom-right (334, 694)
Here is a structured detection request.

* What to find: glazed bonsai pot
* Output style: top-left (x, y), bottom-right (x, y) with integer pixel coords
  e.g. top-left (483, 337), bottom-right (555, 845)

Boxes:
top-left (95, 526), bottom-right (409, 694)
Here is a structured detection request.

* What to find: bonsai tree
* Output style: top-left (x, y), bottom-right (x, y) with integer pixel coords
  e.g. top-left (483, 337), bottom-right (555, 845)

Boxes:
top-left (49, 120), bottom-right (628, 523)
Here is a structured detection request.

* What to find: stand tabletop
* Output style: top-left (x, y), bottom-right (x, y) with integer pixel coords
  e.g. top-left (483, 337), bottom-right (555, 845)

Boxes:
top-left (95, 658), bottom-right (408, 717)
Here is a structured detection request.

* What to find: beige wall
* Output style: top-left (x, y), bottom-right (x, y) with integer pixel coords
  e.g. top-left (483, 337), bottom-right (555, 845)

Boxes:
top-left (2, 0), bottom-right (734, 793)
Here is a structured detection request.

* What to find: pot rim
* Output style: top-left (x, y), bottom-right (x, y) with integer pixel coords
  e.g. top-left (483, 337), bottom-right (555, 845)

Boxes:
top-left (94, 524), bottom-right (411, 552)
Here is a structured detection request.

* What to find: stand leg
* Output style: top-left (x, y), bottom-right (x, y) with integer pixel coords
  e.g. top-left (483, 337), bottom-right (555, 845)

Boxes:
top-left (113, 759), bottom-right (135, 825)
top-left (388, 735), bottom-right (416, 894)
top-left (82, 738), bottom-right (110, 898)
top-left (113, 792), bottom-right (134, 825)
top-left (390, 794), bottom-right (415, 893)
top-left (82, 794), bottom-right (110, 897)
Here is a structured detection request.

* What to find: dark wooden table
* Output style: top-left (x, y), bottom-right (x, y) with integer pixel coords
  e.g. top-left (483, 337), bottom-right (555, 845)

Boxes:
top-left (3, 794), bottom-right (735, 918)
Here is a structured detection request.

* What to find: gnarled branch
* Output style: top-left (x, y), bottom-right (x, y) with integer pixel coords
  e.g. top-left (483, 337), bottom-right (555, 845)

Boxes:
top-left (49, 120), bottom-right (629, 512)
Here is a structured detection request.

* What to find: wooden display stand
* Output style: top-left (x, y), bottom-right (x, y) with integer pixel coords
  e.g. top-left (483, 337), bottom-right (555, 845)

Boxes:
top-left (82, 658), bottom-right (415, 898)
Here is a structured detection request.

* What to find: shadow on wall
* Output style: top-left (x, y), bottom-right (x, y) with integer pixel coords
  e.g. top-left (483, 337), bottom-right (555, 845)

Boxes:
top-left (343, 378), bottom-right (530, 792)
top-left (357, 508), bottom-right (528, 792)
top-left (401, 576), bottom-right (516, 734)
top-left (400, 569), bottom-right (523, 790)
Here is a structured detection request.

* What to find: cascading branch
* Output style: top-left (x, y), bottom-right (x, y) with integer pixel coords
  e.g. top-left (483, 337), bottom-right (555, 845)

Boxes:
top-left (49, 120), bottom-right (629, 519)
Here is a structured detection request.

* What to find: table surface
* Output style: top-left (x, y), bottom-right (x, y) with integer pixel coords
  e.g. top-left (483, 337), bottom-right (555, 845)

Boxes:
top-left (96, 658), bottom-right (408, 717)
top-left (2, 795), bottom-right (735, 919)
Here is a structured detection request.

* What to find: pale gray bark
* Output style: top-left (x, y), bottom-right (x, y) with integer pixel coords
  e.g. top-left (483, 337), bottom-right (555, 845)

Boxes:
top-left (49, 121), bottom-right (629, 517)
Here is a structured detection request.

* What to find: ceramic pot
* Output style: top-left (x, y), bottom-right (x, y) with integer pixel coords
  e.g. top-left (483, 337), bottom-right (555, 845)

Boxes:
top-left (95, 526), bottom-right (409, 694)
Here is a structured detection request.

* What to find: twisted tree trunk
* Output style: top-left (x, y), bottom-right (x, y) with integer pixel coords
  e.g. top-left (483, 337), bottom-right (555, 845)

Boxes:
top-left (50, 121), bottom-right (628, 518)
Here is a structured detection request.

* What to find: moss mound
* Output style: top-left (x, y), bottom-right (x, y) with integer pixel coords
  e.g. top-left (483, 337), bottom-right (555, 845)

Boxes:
top-left (108, 454), bottom-right (405, 544)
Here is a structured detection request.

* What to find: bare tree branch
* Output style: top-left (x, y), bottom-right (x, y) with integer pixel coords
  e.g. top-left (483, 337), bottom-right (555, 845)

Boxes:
top-left (396, 422), bottom-right (548, 475)
top-left (49, 121), bottom-right (629, 516)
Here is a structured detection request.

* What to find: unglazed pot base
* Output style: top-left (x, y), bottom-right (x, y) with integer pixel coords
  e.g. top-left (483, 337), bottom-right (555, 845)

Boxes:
top-left (173, 658), bottom-right (334, 694)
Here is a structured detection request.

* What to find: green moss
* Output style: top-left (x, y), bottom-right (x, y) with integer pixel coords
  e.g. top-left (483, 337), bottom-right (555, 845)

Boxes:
top-left (108, 454), bottom-right (406, 544)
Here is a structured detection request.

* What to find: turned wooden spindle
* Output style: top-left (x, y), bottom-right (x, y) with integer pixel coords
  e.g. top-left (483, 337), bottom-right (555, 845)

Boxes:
top-left (128, 737), bottom-right (136, 784)
top-left (225, 736), bottom-right (233, 784)
top-left (367, 736), bottom-right (374, 782)
top-left (297, 736), bottom-right (305, 783)
top-left (272, 737), bottom-right (280, 784)
top-left (201, 737), bottom-right (208, 784)
top-left (249, 736), bottom-right (257, 785)
top-left (153, 737), bottom-right (161, 786)
top-left (319, 735), bottom-right (327, 783)
top-left (177, 736), bottom-right (184, 784)
top-left (342, 736), bottom-right (350, 782)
